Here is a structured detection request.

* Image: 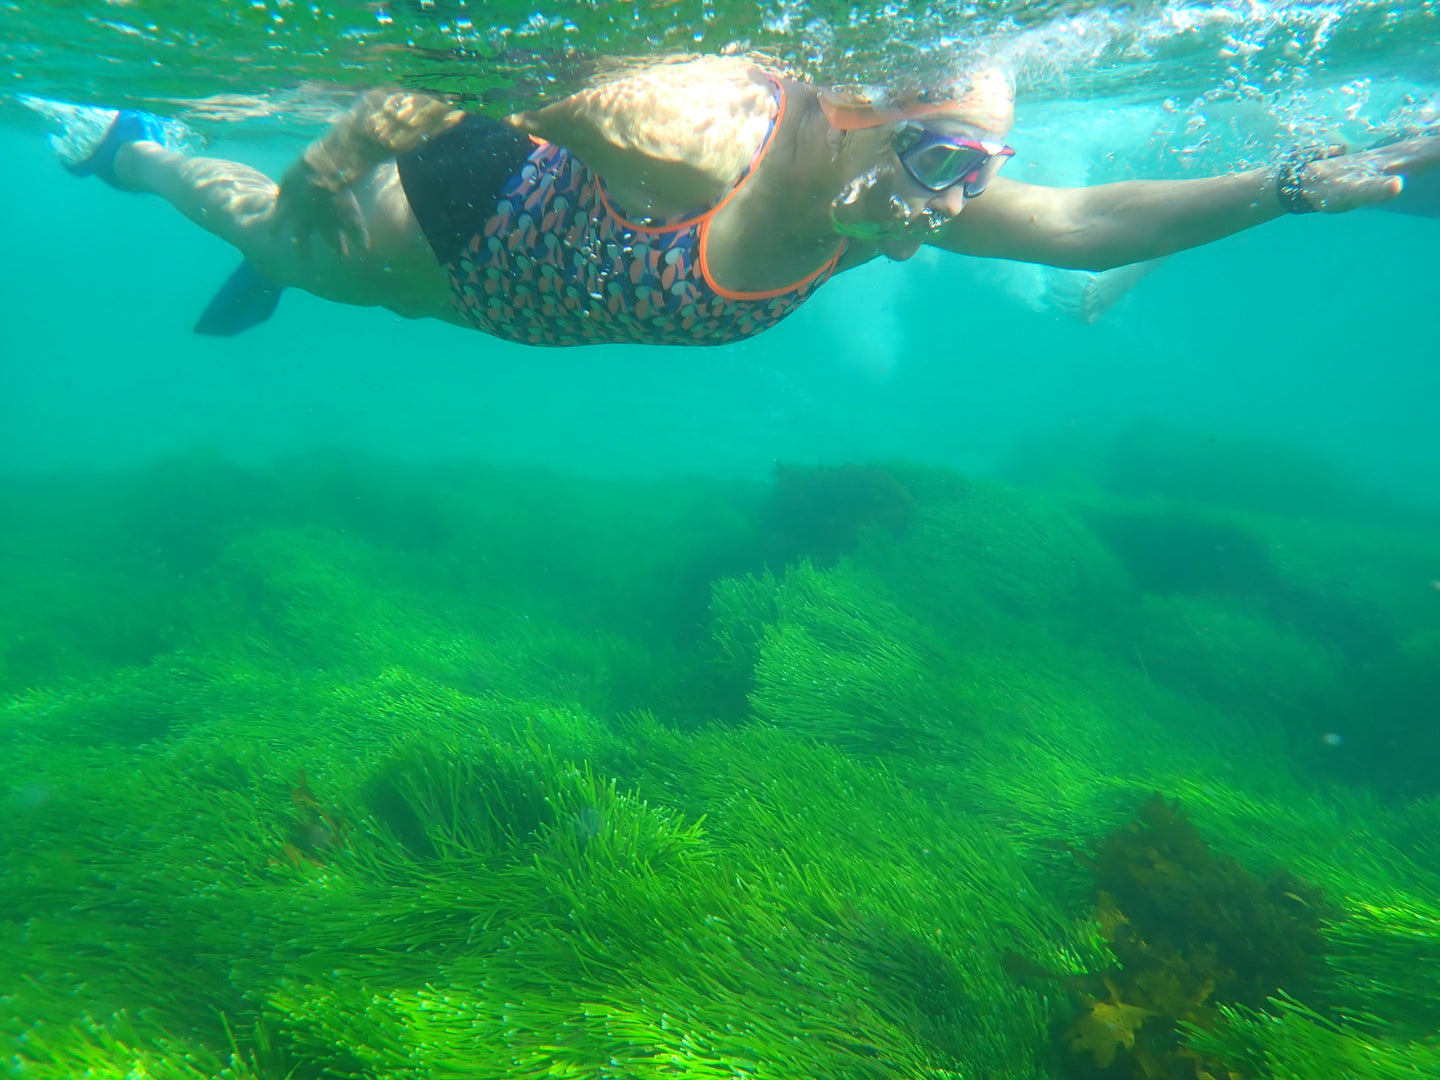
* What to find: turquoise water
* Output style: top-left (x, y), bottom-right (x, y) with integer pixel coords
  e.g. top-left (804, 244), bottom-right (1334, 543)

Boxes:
top-left (6, 123), bottom-right (1438, 489)
top-left (2, 2), bottom-right (1439, 1078)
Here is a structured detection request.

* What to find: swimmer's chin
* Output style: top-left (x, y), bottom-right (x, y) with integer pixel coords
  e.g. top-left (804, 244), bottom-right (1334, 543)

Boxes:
top-left (829, 216), bottom-right (952, 259)
top-left (879, 236), bottom-right (924, 260)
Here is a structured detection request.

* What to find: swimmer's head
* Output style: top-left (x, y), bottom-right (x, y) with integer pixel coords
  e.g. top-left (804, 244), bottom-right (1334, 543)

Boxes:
top-left (819, 66), bottom-right (1015, 140)
top-left (824, 67), bottom-right (1015, 258)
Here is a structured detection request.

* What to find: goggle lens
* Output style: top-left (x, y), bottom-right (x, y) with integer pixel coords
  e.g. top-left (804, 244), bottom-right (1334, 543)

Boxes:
top-left (893, 125), bottom-right (1015, 196)
top-left (962, 151), bottom-right (1010, 197)
top-left (907, 143), bottom-right (989, 191)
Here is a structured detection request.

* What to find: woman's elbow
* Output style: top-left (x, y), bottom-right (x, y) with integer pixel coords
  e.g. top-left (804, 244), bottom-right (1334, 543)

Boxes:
top-left (1015, 210), bottom-right (1128, 271)
top-left (1032, 231), bottom-right (1128, 272)
top-left (1041, 230), bottom-right (1166, 273)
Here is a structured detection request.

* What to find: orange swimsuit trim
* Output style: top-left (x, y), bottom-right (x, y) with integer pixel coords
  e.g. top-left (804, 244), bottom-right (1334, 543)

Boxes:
top-left (592, 79), bottom-right (846, 302)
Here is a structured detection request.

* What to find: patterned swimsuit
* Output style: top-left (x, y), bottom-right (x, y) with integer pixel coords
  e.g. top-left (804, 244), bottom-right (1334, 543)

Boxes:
top-left (439, 82), bottom-right (845, 348)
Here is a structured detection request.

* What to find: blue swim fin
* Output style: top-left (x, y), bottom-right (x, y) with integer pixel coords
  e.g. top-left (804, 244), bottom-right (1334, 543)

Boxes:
top-left (193, 260), bottom-right (286, 336)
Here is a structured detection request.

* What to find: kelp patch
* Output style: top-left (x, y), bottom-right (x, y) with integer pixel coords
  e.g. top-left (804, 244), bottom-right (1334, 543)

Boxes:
top-left (1027, 795), bottom-right (1329, 1080)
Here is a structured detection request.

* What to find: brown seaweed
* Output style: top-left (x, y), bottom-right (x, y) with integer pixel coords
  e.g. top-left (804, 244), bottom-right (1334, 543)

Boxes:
top-left (1025, 795), bottom-right (1329, 1080)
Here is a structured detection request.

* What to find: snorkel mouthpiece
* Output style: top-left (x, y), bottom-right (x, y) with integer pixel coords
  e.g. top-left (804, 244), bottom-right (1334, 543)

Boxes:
top-left (830, 167), bottom-right (887, 240)
top-left (829, 167), bottom-right (952, 241)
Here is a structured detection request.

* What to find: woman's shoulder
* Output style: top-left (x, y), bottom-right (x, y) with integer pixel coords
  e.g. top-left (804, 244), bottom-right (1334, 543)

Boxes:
top-left (513, 54), bottom-right (780, 122)
top-left (506, 54), bottom-right (785, 216)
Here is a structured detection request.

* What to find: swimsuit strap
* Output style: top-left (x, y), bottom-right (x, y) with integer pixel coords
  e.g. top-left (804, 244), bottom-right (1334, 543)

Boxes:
top-left (592, 75), bottom-right (782, 235)
top-left (695, 78), bottom-right (848, 302)
top-left (593, 77), bottom-right (848, 301)
top-left (688, 75), bottom-right (787, 229)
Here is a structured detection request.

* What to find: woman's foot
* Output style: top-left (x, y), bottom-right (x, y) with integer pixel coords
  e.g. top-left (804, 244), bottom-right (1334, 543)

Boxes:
top-left (20, 96), bottom-right (195, 189)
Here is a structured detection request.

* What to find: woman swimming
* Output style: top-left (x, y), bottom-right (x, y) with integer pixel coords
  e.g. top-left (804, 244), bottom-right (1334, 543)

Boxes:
top-left (29, 56), bottom-right (1440, 341)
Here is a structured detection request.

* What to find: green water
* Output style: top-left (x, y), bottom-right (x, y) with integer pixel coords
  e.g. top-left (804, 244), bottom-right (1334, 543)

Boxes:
top-left (3, 0), bottom-right (1440, 1077)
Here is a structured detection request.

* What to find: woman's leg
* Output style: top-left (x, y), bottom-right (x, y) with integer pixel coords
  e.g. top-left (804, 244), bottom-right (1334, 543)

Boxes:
top-left (112, 142), bottom-right (455, 321)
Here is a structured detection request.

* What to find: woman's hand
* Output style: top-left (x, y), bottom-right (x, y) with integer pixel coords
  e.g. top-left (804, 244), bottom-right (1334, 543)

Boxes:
top-left (271, 154), bottom-right (371, 257)
top-left (269, 90), bottom-right (463, 257)
top-left (1300, 133), bottom-right (1440, 213)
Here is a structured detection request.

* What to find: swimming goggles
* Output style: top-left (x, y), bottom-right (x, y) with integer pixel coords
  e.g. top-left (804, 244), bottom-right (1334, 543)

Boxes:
top-left (891, 121), bottom-right (1015, 196)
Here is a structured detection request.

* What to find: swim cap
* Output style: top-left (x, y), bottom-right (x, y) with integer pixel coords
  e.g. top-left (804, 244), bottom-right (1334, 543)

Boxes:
top-left (819, 67), bottom-right (1014, 133)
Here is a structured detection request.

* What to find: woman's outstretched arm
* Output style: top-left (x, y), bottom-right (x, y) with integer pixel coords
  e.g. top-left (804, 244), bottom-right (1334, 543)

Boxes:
top-left (934, 134), bottom-right (1440, 271)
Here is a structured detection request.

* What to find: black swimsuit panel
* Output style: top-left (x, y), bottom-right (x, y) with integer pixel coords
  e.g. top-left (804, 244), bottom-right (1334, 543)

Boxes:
top-left (396, 114), bottom-right (535, 264)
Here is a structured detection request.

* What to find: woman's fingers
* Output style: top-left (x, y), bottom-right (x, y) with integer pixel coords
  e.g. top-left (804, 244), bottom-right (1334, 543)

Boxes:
top-left (333, 189), bottom-right (371, 255)
top-left (1382, 134), bottom-right (1440, 177)
top-left (1305, 138), bottom-right (1438, 212)
top-left (269, 179), bottom-right (369, 258)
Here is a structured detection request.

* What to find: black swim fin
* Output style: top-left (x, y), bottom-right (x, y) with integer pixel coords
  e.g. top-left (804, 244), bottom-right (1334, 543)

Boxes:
top-left (193, 260), bottom-right (286, 336)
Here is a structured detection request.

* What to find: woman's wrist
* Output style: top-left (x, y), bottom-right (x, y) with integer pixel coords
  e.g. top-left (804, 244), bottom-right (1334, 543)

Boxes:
top-left (294, 132), bottom-right (372, 192)
top-left (293, 91), bottom-right (460, 194)
top-left (1274, 144), bottom-right (1347, 214)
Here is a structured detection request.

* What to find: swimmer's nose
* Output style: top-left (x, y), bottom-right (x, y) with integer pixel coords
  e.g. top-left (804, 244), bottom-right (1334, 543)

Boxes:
top-left (927, 185), bottom-right (968, 218)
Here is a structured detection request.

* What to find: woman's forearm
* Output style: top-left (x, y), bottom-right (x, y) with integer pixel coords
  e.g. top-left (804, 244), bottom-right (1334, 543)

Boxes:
top-left (293, 90), bottom-right (464, 193)
top-left (1060, 168), bottom-right (1284, 268)
top-left (941, 169), bottom-right (1286, 271)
